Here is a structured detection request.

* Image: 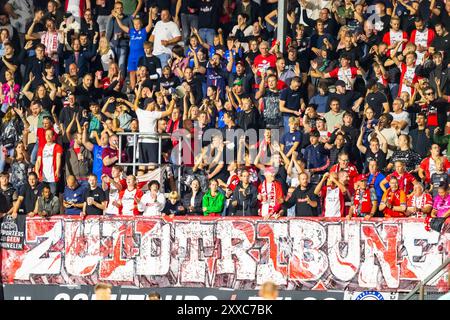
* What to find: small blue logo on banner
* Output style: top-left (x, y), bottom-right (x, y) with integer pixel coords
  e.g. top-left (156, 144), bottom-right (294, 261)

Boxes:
top-left (355, 291), bottom-right (385, 300)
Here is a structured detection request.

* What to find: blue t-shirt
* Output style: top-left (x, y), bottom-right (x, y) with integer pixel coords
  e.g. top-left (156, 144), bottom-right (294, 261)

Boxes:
top-left (63, 184), bottom-right (87, 215)
top-left (92, 144), bottom-right (104, 184)
top-left (224, 48), bottom-right (243, 74)
top-left (281, 131), bottom-right (301, 154)
top-left (309, 94), bottom-right (329, 113)
top-left (129, 28), bottom-right (147, 57)
top-left (367, 172), bottom-right (386, 204)
top-left (217, 109), bottom-right (226, 129)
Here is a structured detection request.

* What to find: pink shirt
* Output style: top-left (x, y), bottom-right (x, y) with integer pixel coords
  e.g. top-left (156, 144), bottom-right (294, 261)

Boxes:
top-left (433, 194), bottom-right (450, 218)
top-left (1, 83), bottom-right (20, 104)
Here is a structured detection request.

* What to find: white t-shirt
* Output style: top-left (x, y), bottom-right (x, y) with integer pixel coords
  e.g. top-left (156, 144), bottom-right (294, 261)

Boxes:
top-left (121, 188), bottom-right (138, 216)
top-left (390, 111), bottom-right (411, 134)
top-left (105, 179), bottom-right (124, 215)
top-left (324, 187), bottom-right (341, 217)
top-left (42, 144), bottom-right (56, 182)
top-left (151, 21), bottom-right (182, 56)
top-left (101, 49), bottom-right (115, 71)
top-left (139, 192), bottom-right (166, 216)
top-left (135, 108), bottom-right (162, 143)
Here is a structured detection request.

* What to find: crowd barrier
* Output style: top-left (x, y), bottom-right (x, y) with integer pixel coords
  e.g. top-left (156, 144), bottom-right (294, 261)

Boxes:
top-left (1, 216), bottom-right (449, 292)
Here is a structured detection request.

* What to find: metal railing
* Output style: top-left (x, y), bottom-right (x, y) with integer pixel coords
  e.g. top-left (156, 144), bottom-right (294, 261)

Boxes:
top-left (403, 257), bottom-right (450, 300)
top-left (116, 132), bottom-right (182, 193)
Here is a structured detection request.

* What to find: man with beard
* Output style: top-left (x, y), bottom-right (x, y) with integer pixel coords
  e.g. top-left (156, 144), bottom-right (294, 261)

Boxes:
top-left (283, 172), bottom-right (319, 217)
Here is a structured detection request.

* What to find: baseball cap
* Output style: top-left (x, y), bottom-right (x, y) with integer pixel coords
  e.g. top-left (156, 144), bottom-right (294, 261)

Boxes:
top-left (264, 166), bottom-right (276, 175)
top-left (233, 79), bottom-right (243, 87)
top-left (236, 60), bottom-right (245, 67)
top-left (335, 80), bottom-right (346, 87)
top-left (310, 130), bottom-right (320, 138)
top-left (355, 174), bottom-right (368, 183)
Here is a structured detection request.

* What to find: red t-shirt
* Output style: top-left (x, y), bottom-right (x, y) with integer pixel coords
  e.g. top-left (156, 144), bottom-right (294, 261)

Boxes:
top-left (101, 147), bottom-right (119, 177)
top-left (385, 171), bottom-right (416, 194)
top-left (253, 54), bottom-right (277, 76)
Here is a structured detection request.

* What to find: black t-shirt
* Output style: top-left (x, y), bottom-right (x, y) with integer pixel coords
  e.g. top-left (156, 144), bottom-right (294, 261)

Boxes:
top-left (138, 55), bottom-right (162, 77)
top-left (94, 2), bottom-right (115, 16)
top-left (410, 128), bottom-right (432, 159)
top-left (159, 75), bottom-right (181, 91)
top-left (80, 19), bottom-right (100, 40)
top-left (431, 33), bottom-right (450, 66)
top-left (197, 0), bottom-right (221, 30)
top-left (74, 85), bottom-right (101, 110)
top-left (285, 185), bottom-right (319, 217)
top-left (0, 192), bottom-right (7, 214)
top-left (18, 183), bottom-right (43, 214)
top-left (364, 149), bottom-right (387, 173)
top-left (83, 186), bottom-right (106, 215)
top-left (365, 91), bottom-right (388, 118)
top-left (179, 0), bottom-right (199, 14)
top-left (328, 91), bottom-right (361, 113)
top-left (280, 87), bottom-right (302, 116)
top-left (0, 186), bottom-right (17, 211)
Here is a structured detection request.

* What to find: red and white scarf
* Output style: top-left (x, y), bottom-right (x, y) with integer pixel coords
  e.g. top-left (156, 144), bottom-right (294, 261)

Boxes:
top-left (258, 180), bottom-right (282, 217)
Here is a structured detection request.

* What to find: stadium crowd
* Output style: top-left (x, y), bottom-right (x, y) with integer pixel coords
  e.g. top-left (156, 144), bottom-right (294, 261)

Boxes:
top-left (0, 0), bottom-right (448, 219)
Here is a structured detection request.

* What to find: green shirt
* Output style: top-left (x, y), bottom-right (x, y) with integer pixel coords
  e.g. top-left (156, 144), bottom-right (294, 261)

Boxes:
top-left (122, 0), bottom-right (138, 16)
top-left (202, 190), bottom-right (225, 216)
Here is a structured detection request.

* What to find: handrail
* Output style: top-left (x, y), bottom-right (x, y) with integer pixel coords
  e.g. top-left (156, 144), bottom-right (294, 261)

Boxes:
top-left (403, 257), bottom-right (450, 300)
top-left (115, 131), bottom-right (183, 193)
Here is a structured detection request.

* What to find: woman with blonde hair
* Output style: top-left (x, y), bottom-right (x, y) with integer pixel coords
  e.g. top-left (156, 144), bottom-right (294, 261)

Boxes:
top-left (336, 26), bottom-right (350, 50)
top-left (96, 36), bottom-right (116, 72)
top-left (162, 191), bottom-right (185, 216)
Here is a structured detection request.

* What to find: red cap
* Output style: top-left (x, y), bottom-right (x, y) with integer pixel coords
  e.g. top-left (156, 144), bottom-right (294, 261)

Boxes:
top-left (355, 174), bottom-right (368, 183)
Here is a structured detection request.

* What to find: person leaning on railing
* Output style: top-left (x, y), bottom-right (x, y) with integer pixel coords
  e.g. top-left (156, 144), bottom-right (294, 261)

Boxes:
top-left (30, 184), bottom-right (60, 217)
top-left (202, 179), bottom-right (225, 217)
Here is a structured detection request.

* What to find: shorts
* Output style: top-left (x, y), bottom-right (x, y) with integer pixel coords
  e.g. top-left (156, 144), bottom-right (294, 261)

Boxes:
top-left (127, 55), bottom-right (139, 72)
top-left (139, 142), bottom-right (159, 164)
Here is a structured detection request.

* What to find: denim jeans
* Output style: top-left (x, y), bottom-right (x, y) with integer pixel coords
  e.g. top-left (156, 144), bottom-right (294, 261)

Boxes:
top-left (198, 28), bottom-right (216, 47)
top-left (30, 143), bottom-right (38, 165)
top-left (180, 13), bottom-right (198, 44)
top-left (111, 45), bottom-right (129, 78)
top-left (156, 53), bottom-right (171, 68)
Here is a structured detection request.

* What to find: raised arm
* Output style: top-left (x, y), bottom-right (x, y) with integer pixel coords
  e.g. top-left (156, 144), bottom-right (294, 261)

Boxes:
top-left (356, 126), bottom-right (367, 154)
top-left (101, 97), bottom-right (116, 119)
top-left (81, 122), bottom-right (94, 152)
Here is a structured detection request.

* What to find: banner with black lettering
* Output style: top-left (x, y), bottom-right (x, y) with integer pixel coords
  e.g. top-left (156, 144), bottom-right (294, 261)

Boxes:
top-left (0, 215), bottom-right (26, 250)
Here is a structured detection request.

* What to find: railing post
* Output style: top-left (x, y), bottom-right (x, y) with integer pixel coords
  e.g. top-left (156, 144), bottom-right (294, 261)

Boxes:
top-left (133, 133), bottom-right (137, 176)
top-left (118, 133), bottom-right (122, 165)
top-left (419, 283), bottom-right (425, 300)
top-left (177, 136), bottom-right (181, 194)
top-left (158, 135), bottom-right (162, 166)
